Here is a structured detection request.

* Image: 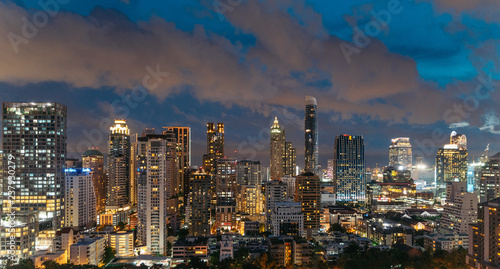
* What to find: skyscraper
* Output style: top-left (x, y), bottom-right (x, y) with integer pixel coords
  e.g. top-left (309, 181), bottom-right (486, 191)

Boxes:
top-left (2, 102), bottom-right (67, 230)
top-left (467, 198), bottom-right (500, 268)
top-left (107, 119), bottom-right (130, 207)
top-left (333, 135), bottom-right (366, 201)
top-left (283, 141), bottom-right (296, 177)
top-left (129, 133), bottom-right (138, 205)
top-left (236, 160), bottom-right (262, 186)
top-left (188, 168), bottom-right (212, 236)
top-left (436, 132), bottom-right (468, 199)
top-left (440, 181), bottom-right (477, 234)
top-left (295, 172), bottom-right (320, 237)
top-left (203, 123), bottom-right (224, 175)
top-left (304, 96), bottom-right (318, 173)
top-left (270, 117), bottom-right (285, 180)
top-left (265, 181), bottom-right (288, 232)
top-left (163, 127), bottom-right (191, 201)
top-left (389, 137), bottom-right (412, 170)
top-left (215, 158), bottom-right (237, 232)
top-left (64, 168), bottom-right (96, 228)
top-left (82, 149), bottom-right (106, 213)
top-left (137, 132), bottom-right (178, 255)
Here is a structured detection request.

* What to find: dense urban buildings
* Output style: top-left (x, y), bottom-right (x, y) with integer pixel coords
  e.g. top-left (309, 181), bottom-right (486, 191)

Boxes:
top-left (188, 168), bottom-right (212, 236)
top-left (388, 137), bottom-right (412, 170)
top-left (82, 149), bottom-right (106, 213)
top-left (477, 153), bottom-right (500, 203)
top-left (163, 127), bottom-right (191, 200)
top-left (270, 117), bottom-right (297, 180)
top-left (265, 181), bottom-right (289, 232)
top-left (440, 181), bottom-right (477, 234)
top-left (304, 95), bottom-right (318, 173)
top-left (2, 102), bottom-right (67, 231)
top-left (436, 132), bottom-right (468, 199)
top-left (215, 158), bottom-right (238, 232)
top-left (333, 135), bottom-right (366, 201)
top-left (107, 119), bottom-right (131, 207)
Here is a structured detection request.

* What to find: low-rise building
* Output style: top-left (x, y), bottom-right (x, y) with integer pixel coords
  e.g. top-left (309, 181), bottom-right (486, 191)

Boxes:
top-left (329, 205), bottom-right (363, 231)
top-left (365, 219), bottom-right (415, 247)
top-left (30, 250), bottom-right (67, 268)
top-left (271, 202), bottom-right (304, 237)
top-left (424, 233), bottom-right (468, 251)
top-left (171, 237), bottom-right (209, 265)
top-left (69, 236), bottom-right (106, 266)
top-left (109, 231), bottom-right (134, 257)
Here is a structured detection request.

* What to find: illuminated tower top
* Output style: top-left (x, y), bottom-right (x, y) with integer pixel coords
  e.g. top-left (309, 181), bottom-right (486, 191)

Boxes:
top-left (110, 119), bottom-right (130, 135)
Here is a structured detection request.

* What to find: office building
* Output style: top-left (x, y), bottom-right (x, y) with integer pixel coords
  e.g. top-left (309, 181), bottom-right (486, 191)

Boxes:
top-left (109, 231), bottom-right (134, 257)
top-left (64, 168), bottom-right (96, 228)
top-left (295, 172), bottom-right (321, 236)
top-left (270, 117), bottom-right (285, 180)
top-left (265, 181), bottom-right (288, 232)
top-left (478, 153), bottom-right (500, 203)
top-left (284, 141), bottom-right (297, 177)
top-left (107, 119), bottom-right (131, 207)
top-left (137, 132), bottom-right (178, 255)
top-left (467, 198), bottom-right (500, 268)
top-left (272, 202), bottom-right (304, 237)
top-left (82, 149), bottom-right (106, 213)
top-left (215, 158), bottom-right (237, 231)
top-left (333, 135), bottom-right (366, 201)
top-left (236, 160), bottom-right (262, 186)
top-left (2, 102), bottom-right (67, 230)
top-left (202, 123), bottom-right (224, 175)
top-left (389, 138), bottom-right (412, 170)
top-left (436, 132), bottom-right (468, 199)
top-left (304, 96), bottom-right (318, 173)
top-left (440, 181), bottom-right (477, 234)
top-left (188, 169), bottom-right (212, 236)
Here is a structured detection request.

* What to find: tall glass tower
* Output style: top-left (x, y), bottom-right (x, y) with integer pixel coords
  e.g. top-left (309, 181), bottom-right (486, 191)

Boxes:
top-left (304, 95), bottom-right (318, 173)
top-left (334, 135), bottom-right (366, 201)
top-left (2, 102), bottom-right (67, 230)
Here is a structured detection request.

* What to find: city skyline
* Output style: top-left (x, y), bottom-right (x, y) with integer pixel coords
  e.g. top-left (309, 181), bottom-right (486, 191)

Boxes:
top-left (1, 1), bottom-right (499, 168)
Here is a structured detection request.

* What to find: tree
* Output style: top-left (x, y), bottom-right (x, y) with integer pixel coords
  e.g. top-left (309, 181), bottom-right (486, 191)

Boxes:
top-left (328, 223), bottom-right (347, 233)
top-left (117, 221), bottom-right (126, 231)
top-left (178, 228), bottom-right (189, 239)
top-left (102, 246), bottom-right (116, 264)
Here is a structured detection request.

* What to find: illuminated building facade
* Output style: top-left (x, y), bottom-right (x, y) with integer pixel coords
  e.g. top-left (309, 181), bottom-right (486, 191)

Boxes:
top-left (333, 135), bottom-right (366, 201)
top-left (64, 168), bottom-right (96, 228)
top-left (284, 141), bottom-right (296, 177)
top-left (163, 127), bottom-right (191, 201)
top-left (202, 123), bottom-right (224, 175)
top-left (270, 117), bottom-right (296, 180)
top-left (440, 181), bottom-right (477, 234)
top-left (435, 142), bottom-right (468, 199)
top-left (137, 133), bottom-right (178, 255)
top-left (271, 202), bottom-right (304, 237)
top-left (388, 137), bottom-right (412, 170)
top-left (188, 169), bottom-right (212, 236)
top-left (82, 149), bottom-right (106, 213)
top-left (215, 158), bottom-right (237, 231)
top-left (467, 198), bottom-right (500, 268)
top-left (107, 119), bottom-right (130, 207)
top-left (295, 172), bottom-right (320, 237)
top-left (2, 102), bottom-right (66, 230)
top-left (304, 96), bottom-right (318, 173)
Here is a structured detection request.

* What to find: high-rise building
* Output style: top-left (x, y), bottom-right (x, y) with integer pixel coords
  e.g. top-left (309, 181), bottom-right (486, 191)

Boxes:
top-left (82, 149), bottom-right (106, 213)
top-left (236, 160), bottom-right (262, 186)
top-left (265, 181), bottom-right (288, 232)
top-left (270, 117), bottom-right (285, 180)
top-left (467, 198), bottom-right (500, 268)
top-left (436, 132), bottom-right (468, 199)
top-left (129, 133), bottom-right (138, 205)
top-left (333, 135), bottom-right (366, 201)
top-left (203, 123), bottom-right (224, 175)
top-left (107, 119), bottom-right (130, 207)
top-left (295, 172), bottom-right (320, 237)
top-left (283, 141), bottom-right (296, 177)
top-left (389, 137), bottom-right (412, 170)
top-left (64, 168), bottom-right (96, 228)
top-left (2, 102), bottom-right (67, 230)
top-left (136, 132), bottom-right (178, 255)
top-left (163, 127), bottom-right (191, 201)
top-left (188, 168), bottom-right (212, 236)
top-left (440, 181), bottom-right (477, 234)
top-left (477, 153), bottom-right (500, 203)
top-left (215, 158), bottom-right (237, 232)
top-left (270, 117), bottom-right (296, 180)
top-left (304, 96), bottom-right (318, 173)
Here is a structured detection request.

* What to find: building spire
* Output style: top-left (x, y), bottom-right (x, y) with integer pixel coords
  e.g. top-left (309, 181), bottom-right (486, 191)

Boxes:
top-left (271, 116), bottom-right (280, 129)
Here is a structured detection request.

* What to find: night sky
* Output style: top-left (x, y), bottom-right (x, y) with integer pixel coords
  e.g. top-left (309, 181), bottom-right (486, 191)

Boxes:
top-left (0, 0), bottom-right (499, 168)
